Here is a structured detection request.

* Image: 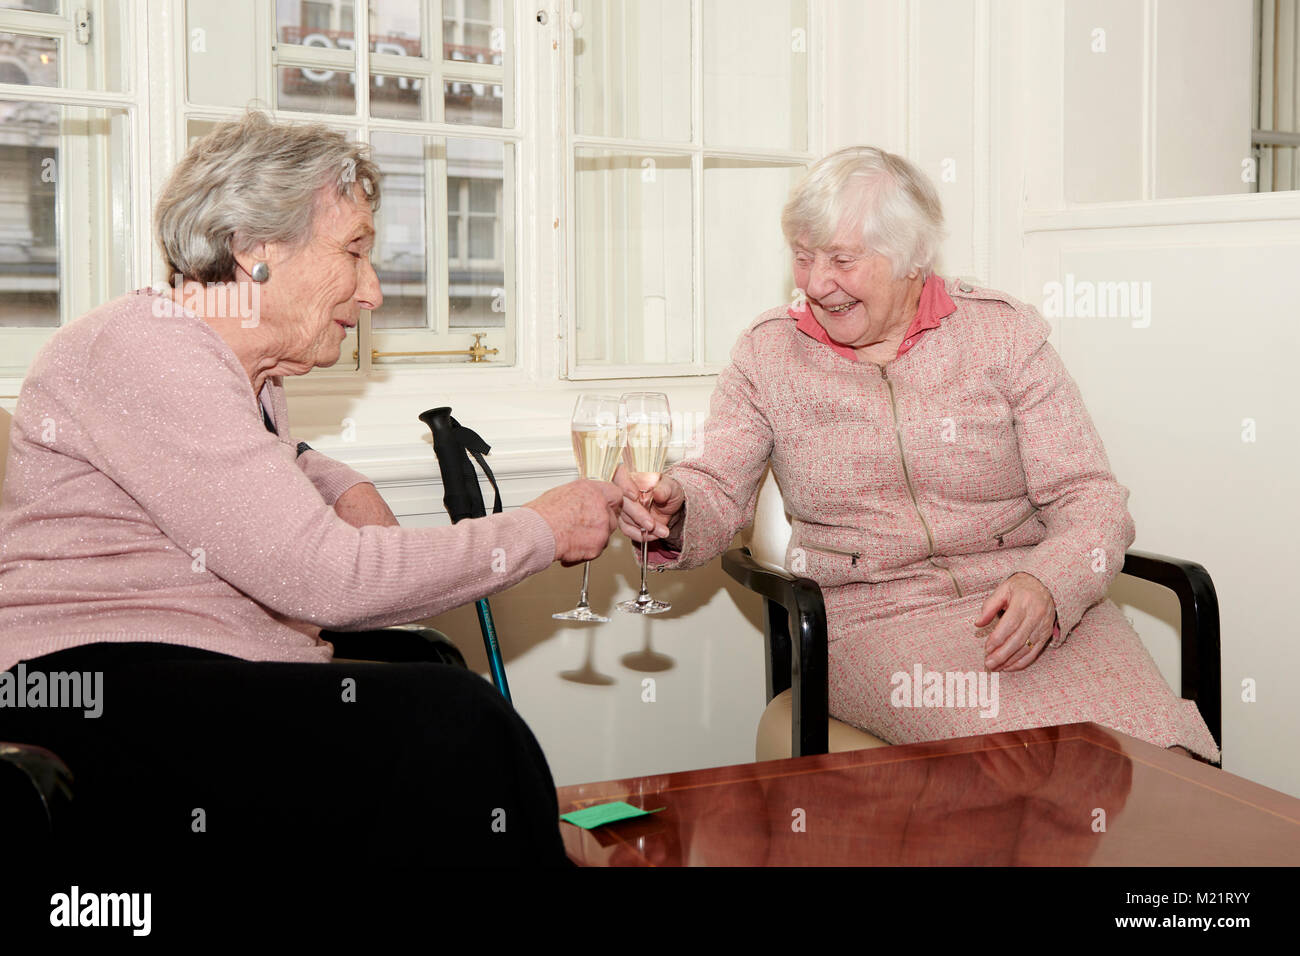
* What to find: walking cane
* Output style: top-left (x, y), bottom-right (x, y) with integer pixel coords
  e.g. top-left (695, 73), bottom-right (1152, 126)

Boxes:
top-left (418, 407), bottom-right (512, 704)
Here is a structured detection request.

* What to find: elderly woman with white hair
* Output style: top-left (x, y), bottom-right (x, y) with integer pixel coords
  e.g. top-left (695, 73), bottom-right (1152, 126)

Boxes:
top-left (0, 111), bottom-right (623, 868)
top-left (616, 145), bottom-right (1219, 763)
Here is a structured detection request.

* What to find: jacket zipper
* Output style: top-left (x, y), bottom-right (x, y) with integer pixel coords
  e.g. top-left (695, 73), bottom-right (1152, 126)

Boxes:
top-left (993, 507), bottom-right (1038, 547)
top-left (802, 543), bottom-right (862, 566)
top-left (880, 364), bottom-right (963, 598)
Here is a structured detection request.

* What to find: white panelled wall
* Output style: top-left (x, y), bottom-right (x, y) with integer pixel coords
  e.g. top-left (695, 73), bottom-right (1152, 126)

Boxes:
top-left (299, 0), bottom-right (1297, 796)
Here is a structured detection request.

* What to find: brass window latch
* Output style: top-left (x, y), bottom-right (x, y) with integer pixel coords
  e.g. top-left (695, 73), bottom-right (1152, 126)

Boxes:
top-left (354, 332), bottom-right (499, 364)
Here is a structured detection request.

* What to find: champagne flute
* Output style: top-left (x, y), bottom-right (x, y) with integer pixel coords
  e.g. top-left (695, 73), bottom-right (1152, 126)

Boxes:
top-left (553, 394), bottom-right (625, 622)
top-left (618, 392), bottom-right (672, 615)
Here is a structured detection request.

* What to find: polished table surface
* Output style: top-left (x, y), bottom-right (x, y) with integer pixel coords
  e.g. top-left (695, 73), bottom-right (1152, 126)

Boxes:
top-left (556, 723), bottom-right (1300, 866)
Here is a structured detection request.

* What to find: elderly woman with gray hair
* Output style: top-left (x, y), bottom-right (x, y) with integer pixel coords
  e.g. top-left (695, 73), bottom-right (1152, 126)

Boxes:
top-left (0, 111), bottom-right (621, 868)
top-left (616, 145), bottom-right (1219, 763)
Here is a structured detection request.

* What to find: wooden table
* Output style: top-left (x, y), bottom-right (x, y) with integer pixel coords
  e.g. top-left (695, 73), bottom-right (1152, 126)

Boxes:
top-left (557, 722), bottom-right (1300, 866)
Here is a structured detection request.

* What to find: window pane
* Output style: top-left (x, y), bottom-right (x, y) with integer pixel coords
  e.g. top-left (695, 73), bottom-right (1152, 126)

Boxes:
top-left (300, 1), bottom-right (331, 32)
top-left (0, 101), bottom-right (130, 338)
top-left (276, 66), bottom-right (356, 114)
top-left (468, 178), bottom-right (495, 212)
top-left (447, 213), bottom-right (459, 259)
top-left (188, 1), bottom-right (262, 107)
top-left (191, 0), bottom-right (358, 108)
top-left (271, 0), bottom-right (357, 114)
top-left (444, 79), bottom-right (504, 127)
top-left (370, 130), bottom-right (428, 331)
top-left (372, 0), bottom-right (421, 56)
top-left (368, 0), bottom-right (423, 121)
top-left (448, 138), bottom-right (508, 329)
top-left (0, 34), bottom-right (57, 87)
top-left (185, 117), bottom-right (219, 146)
top-left (703, 159), bottom-right (804, 364)
top-left (573, 150), bottom-right (693, 365)
top-left (467, 217), bottom-right (493, 259)
top-left (0, 11), bottom-right (123, 92)
top-left (370, 72), bottom-right (423, 120)
top-left (276, 0), bottom-right (353, 42)
top-left (445, 0), bottom-right (505, 66)
top-left (703, 0), bottom-right (808, 151)
top-left (0, 1), bottom-right (59, 12)
top-left (573, 0), bottom-right (690, 142)
top-left (0, 106), bottom-right (57, 328)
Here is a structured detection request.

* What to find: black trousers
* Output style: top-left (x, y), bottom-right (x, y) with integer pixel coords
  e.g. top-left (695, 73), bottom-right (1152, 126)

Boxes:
top-left (1, 641), bottom-right (571, 872)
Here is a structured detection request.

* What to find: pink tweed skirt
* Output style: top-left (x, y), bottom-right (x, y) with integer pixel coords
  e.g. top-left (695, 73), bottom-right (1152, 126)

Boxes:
top-left (823, 557), bottom-right (1220, 763)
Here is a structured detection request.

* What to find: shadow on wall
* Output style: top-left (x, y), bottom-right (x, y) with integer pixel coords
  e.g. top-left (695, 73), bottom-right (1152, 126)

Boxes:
top-left (419, 533), bottom-right (767, 682)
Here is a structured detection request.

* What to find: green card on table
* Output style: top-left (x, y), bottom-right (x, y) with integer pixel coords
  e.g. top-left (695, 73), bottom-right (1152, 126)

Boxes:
top-left (560, 801), bottom-right (665, 830)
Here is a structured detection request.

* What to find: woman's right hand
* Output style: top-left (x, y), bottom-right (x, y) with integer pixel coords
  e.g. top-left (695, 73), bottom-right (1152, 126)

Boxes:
top-left (613, 465), bottom-right (685, 543)
top-left (523, 479), bottom-right (624, 566)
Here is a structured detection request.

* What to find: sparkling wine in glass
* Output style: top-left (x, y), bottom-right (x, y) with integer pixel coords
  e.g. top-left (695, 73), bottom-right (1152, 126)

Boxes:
top-left (553, 394), bottom-right (624, 622)
top-left (618, 392), bottom-right (672, 615)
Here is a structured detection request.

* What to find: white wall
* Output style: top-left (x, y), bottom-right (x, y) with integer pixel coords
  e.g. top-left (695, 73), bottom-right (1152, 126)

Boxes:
top-left (1005, 0), bottom-right (1296, 796)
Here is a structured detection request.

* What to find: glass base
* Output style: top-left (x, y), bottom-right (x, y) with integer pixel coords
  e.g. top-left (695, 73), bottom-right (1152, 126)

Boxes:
top-left (552, 606), bottom-right (610, 623)
top-left (616, 598), bottom-right (671, 615)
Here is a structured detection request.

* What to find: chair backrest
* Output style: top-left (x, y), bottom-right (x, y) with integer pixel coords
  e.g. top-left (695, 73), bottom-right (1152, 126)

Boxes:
top-left (0, 405), bottom-right (12, 496)
top-left (745, 467), bottom-right (793, 570)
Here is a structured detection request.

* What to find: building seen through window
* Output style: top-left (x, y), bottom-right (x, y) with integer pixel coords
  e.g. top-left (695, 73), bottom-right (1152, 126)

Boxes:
top-left (0, 32), bottom-right (58, 329)
top-left (276, 0), bottom-right (505, 332)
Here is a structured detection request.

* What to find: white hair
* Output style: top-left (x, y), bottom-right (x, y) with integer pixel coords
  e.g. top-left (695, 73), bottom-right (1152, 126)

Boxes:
top-left (154, 110), bottom-right (381, 284)
top-left (781, 146), bottom-right (946, 279)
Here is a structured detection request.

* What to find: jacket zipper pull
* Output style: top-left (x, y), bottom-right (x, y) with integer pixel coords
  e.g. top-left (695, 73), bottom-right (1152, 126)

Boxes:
top-left (850, 552), bottom-right (860, 566)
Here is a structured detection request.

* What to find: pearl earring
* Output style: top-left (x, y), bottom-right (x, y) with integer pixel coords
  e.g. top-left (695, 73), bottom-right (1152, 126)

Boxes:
top-left (250, 261), bottom-right (270, 283)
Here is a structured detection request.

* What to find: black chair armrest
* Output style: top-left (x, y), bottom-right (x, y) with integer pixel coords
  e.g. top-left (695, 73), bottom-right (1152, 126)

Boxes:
top-left (722, 547), bottom-right (828, 757)
top-left (320, 626), bottom-right (468, 668)
top-left (1119, 549), bottom-right (1222, 753)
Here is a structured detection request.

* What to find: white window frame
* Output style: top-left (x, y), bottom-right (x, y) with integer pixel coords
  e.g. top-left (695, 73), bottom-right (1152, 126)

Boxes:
top-left (0, 0), bottom-right (150, 380)
top-left (3, 0), bottom-right (832, 462)
top-left (175, 0), bottom-right (519, 371)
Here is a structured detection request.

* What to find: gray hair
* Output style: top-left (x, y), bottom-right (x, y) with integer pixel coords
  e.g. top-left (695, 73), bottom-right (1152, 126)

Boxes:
top-left (154, 110), bottom-right (381, 284)
top-left (781, 146), bottom-right (945, 279)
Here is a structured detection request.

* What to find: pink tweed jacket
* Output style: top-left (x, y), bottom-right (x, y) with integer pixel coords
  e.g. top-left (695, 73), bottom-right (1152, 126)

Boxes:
top-left (649, 275), bottom-right (1219, 761)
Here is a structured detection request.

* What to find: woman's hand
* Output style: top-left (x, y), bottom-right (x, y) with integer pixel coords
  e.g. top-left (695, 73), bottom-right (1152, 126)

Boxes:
top-left (612, 465), bottom-right (685, 543)
top-left (523, 479), bottom-right (624, 566)
top-left (975, 572), bottom-right (1056, 672)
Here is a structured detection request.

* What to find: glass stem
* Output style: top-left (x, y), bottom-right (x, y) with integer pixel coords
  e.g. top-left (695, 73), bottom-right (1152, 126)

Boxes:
top-left (638, 536), bottom-right (651, 601)
top-left (577, 560), bottom-right (592, 608)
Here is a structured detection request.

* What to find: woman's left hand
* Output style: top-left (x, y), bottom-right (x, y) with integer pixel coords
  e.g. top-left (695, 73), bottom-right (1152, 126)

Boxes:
top-left (975, 572), bottom-right (1056, 672)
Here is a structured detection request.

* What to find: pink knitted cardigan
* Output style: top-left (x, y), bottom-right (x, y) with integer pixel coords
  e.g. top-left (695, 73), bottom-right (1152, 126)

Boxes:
top-left (0, 290), bottom-right (555, 671)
